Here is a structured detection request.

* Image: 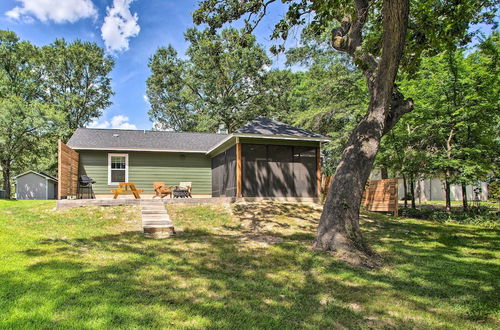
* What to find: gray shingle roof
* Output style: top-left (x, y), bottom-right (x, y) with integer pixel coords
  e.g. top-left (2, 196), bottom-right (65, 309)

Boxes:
top-left (236, 117), bottom-right (328, 138)
top-left (67, 128), bottom-right (228, 152)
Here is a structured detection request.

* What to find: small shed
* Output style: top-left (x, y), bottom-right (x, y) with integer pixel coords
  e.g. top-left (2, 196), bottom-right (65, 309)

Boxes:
top-left (14, 171), bottom-right (58, 200)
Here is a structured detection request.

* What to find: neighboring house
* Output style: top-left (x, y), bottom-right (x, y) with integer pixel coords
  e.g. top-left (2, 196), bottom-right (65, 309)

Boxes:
top-left (14, 171), bottom-right (58, 200)
top-left (62, 117), bottom-right (331, 199)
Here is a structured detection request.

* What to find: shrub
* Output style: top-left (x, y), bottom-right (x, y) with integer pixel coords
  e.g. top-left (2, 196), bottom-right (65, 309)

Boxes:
top-left (399, 206), bottom-right (499, 227)
top-left (488, 181), bottom-right (500, 201)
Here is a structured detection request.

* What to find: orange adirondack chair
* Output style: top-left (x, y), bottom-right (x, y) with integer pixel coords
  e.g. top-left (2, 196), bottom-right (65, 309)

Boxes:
top-left (153, 182), bottom-right (173, 198)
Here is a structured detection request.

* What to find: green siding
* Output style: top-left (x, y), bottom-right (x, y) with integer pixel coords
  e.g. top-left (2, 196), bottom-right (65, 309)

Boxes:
top-left (79, 150), bottom-right (212, 195)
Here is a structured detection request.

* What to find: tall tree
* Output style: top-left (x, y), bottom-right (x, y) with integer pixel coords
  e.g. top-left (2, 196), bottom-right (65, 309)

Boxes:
top-left (193, 0), bottom-right (498, 261)
top-left (147, 28), bottom-right (271, 132)
top-left (0, 31), bottom-right (62, 198)
top-left (0, 31), bottom-right (112, 197)
top-left (41, 39), bottom-right (114, 138)
top-left (397, 41), bottom-right (499, 212)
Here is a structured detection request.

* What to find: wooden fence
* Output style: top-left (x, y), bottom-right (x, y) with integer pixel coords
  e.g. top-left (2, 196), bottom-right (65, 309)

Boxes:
top-left (323, 176), bottom-right (399, 216)
top-left (361, 178), bottom-right (399, 216)
top-left (58, 140), bottom-right (79, 199)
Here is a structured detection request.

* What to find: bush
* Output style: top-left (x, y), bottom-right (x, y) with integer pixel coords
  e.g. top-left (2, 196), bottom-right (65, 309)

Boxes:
top-left (488, 181), bottom-right (500, 201)
top-left (399, 206), bottom-right (499, 227)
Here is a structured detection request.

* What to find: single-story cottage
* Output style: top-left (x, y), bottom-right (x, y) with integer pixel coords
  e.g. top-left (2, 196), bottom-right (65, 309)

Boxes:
top-left (15, 170), bottom-right (58, 200)
top-left (60, 117), bottom-right (330, 199)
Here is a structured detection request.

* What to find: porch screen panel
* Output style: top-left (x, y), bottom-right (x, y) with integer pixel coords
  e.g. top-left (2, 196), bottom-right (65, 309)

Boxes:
top-left (242, 144), bottom-right (268, 196)
top-left (211, 152), bottom-right (224, 197)
top-left (293, 146), bottom-right (317, 197)
top-left (211, 146), bottom-right (236, 197)
top-left (268, 145), bottom-right (295, 197)
top-left (223, 146), bottom-right (236, 197)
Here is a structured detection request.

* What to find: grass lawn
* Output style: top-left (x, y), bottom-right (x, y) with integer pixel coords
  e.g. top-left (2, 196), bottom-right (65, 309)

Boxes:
top-left (0, 200), bottom-right (499, 329)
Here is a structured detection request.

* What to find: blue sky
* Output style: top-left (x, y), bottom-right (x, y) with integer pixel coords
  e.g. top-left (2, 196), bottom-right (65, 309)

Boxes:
top-left (0, 0), bottom-right (294, 130)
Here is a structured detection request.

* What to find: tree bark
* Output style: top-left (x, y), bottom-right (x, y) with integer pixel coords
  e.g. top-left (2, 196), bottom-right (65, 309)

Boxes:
top-left (403, 174), bottom-right (408, 208)
top-left (2, 161), bottom-right (11, 199)
top-left (461, 182), bottom-right (468, 211)
top-left (314, 0), bottom-right (411, 258)
top-left (444, 173), bottom-right (452, 213)
top-left (409, 176), bottom-right (416, 209)
top-left (380, 167), bottom-right (388, 179)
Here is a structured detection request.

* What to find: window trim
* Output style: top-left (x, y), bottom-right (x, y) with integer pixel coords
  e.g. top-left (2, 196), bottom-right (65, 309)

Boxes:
top-left (108, 153), bottom-right (129, 185)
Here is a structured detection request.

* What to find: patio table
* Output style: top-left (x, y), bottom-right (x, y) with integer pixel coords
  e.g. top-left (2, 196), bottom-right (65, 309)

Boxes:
top-left (112, 182), bottom-right (143, 199)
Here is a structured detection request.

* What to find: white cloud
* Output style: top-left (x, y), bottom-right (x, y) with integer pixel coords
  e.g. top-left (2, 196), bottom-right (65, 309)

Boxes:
top-left (101, 0), bottom-right (140, 53)
top-left (87, 119), bottom-right (110, 129)
top-left (6, 0), bottom-right (97, 23)
top-left (111, 115), bottom-right (137, 129)
top-left (87, 115), bottom-right (137, 129)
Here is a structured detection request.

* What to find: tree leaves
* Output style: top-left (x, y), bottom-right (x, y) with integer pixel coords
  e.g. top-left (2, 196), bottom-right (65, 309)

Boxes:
top-left (146, 28), bottom-right (271, 132)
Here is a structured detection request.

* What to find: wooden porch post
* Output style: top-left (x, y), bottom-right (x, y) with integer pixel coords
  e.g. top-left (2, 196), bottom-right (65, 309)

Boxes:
top-left (316, 146), bottom-right (321, 197)
top-left (236, 142), bottom-right (242, 197)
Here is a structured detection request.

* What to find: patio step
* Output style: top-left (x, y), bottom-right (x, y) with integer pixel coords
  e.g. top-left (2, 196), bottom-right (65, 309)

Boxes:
top-left (141, 209), bottom-right (167, 214)
top-left (140, 200), bottom-right (175, 239)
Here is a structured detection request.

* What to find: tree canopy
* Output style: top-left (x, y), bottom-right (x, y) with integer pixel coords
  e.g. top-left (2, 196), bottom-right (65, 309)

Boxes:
top-left (0, 30), bottom-right (113, 198)
top-left (147, 28), bottom-right (271, 132)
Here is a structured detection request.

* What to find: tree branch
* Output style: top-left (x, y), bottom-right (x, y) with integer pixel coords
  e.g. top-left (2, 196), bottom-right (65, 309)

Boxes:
top-left (331, 0), bottom-right (377, 71)
top-left (384, 88), bottom-right (413, 134)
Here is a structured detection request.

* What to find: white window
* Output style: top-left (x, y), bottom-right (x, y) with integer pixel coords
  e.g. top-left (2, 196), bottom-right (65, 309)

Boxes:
top-left (108, 153), bottom-right (128, 185)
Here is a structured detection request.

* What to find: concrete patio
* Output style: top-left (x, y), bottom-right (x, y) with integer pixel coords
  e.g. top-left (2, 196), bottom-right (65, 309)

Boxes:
top-left (55, 196), bottom-right (320, 210)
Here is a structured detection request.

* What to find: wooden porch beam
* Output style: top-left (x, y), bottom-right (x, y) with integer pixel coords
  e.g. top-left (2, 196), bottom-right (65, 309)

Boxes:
top-left (236, 142), bottom-right (242, 197)
top-left (316, 146), bottom-right (321, 197)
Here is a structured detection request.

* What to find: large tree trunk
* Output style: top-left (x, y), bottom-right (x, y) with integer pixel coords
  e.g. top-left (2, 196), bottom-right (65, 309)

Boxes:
top-left (461, 182), bottom-right (468, 211)
top-left (2, 161), bottom-right (11, 199)
top-left (409, 176), bottom-right (416, 209)
top-left (315, 0), bottom-right (411, 259)
top-left (403, 174), bottom-right (408, 208)
top-left (444, 174), bottom-right (452, 213)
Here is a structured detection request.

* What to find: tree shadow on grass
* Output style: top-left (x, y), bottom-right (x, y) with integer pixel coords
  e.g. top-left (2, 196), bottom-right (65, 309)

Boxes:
top-left (1, 229), bottom-right (442, 329)
top-left (231, 202), bottom-right (320, 233)
top-left (2, 212), bottom-right (499, 328)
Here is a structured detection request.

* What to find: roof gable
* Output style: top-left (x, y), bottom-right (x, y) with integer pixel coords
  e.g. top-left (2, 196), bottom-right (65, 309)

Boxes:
top-left (14, 170), bottom-right (58, 181)
top-left (236, 117), bottom-right (327, 138)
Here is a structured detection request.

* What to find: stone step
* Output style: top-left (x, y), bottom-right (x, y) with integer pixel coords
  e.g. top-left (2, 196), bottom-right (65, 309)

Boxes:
top-left (141, 200), bottom-right (174, 238)
top-left (141, 209), bottom-right (166, 214)
top-left (143, 224), bottom-right (174, 229)
top-left (142, 213), bottom-right (170, 218)
top-left (142, 218), bottom-right (172, 222)
top-left (143, 222), bottom-right (173, 227)
top-left (142, 218), bottom-right (171, 223)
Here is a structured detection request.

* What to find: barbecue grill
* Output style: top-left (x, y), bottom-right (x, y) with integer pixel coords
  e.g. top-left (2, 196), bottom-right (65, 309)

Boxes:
top-left (78, 175), bottom-right (96, 199)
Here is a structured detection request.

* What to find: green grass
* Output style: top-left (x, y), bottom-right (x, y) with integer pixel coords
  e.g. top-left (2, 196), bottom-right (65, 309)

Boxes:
top-left (0, 200), bottom-right (499, 329)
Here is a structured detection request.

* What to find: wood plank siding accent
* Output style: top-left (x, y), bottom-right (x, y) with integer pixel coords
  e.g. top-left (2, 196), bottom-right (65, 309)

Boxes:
top-left (58, 140), bottom-right (79, 199)
top-left (361, 178), bottom-right (399, 216)
top-left (236, 143), bottom-right (242, 197)
top-left (78, 150), bottom-right (212, 195)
